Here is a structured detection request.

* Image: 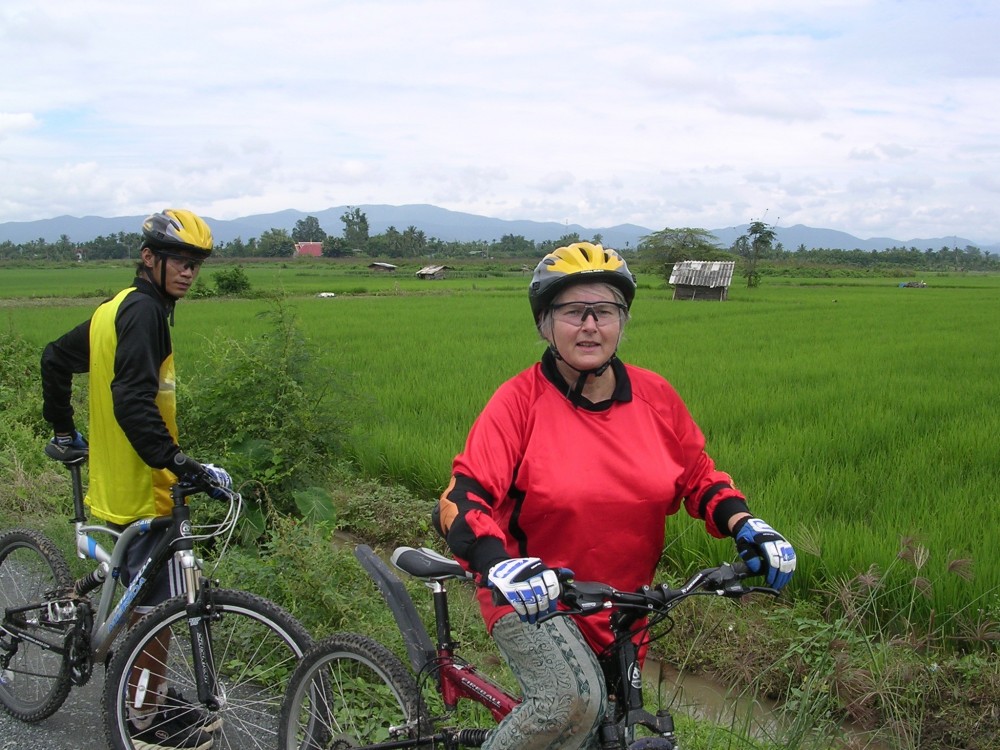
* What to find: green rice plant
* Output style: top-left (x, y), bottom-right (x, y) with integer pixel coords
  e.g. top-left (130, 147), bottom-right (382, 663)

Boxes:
top-left (5, 270), bottom-right (1000, 644)
top-left (761, 540), bottom-right (999, 749)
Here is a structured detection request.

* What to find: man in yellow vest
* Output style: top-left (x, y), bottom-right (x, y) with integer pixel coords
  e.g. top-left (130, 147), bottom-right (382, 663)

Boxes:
top-left (41, 209), bottom-right (228, 750)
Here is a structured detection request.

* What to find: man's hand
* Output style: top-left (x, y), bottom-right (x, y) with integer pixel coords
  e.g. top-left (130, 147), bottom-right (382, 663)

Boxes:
top-left (46, 431), bottom-right (89, 462)
top-left (487, 557), bottom-right (561, 624)
top-left (172, 453), bottom-right (233, 499)
top-left (201, 463), bottom-right (233, 500)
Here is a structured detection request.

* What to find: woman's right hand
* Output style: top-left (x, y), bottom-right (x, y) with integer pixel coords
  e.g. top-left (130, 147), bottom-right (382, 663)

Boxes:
top-left (487, 557), bottom-right (561, 624)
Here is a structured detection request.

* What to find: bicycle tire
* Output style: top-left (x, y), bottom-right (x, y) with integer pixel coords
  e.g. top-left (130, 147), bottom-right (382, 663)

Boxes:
top-left (279, 632), bottom-right (430, 750)
top-left (0, 527), bottom-right (74, 722)
top-left (103, 587), bottom-right (313, 750)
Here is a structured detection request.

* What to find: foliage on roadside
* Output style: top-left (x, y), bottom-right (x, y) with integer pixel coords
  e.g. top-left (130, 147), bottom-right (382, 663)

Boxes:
top-left (179, 297), bottom-right (352, 520)
top-left (0, 330), bottom-right (78, 522)
top-left (650, 541), bottom-right (1000, 750)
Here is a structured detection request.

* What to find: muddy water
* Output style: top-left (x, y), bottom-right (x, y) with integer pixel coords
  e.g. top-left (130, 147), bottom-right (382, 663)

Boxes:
top-left (643, 658), bottom-right (891, 749)
top-left (642, 658), bottom-right (785, 737)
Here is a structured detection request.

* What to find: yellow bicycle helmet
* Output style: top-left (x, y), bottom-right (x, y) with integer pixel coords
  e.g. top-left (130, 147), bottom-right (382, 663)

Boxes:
top-left (529, 242), bottom-right (636, 323)
top-left (141, 209), bottom-right (214, 257)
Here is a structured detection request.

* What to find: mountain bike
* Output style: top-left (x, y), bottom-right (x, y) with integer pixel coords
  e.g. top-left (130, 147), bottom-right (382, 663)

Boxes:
top-left (0, 446), bottom-right (314, 750)
top-left (279, 544), bottom-right (778, 750)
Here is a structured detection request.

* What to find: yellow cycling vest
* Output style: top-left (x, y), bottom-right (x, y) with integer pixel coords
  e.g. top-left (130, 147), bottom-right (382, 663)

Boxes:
top-left (85, 287), bottom-right (179, 523)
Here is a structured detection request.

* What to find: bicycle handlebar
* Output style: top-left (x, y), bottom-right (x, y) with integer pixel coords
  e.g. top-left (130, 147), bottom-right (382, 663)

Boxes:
top-left (44, 445), bottom-right (234, 501)
top-left (539, 561), bottom-right (778, 624)
top-left (171, 452), bottom-right (236, 501)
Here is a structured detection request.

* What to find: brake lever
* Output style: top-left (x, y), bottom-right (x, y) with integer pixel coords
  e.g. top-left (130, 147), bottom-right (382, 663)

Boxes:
top-left (534, 610), bottom-right (562, 625)
top-left (743, 584), bottom-right (781, 597)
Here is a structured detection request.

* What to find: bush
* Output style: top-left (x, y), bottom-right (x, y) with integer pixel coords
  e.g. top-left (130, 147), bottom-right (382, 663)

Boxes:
top-left (0, 331), bottom-right (46, 434)
top-left (186, 278), bottom-right (216, 298)
top-left (213, 265), bottom-right (251, 295)
top-left (180, 297), bottom-right (352, 518)
top-left (0, 330), bottom-right (74, 523)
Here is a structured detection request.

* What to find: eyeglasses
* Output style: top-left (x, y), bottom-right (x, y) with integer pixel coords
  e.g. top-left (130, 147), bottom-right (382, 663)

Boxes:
top-left (162, 254), bottom-right (204, 272)
top-left (549, 301), bottom-right (627, 326)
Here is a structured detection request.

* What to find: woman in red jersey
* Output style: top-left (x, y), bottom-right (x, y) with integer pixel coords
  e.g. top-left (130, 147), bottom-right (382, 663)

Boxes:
top-left (434, 242), bottom-right (796, 750)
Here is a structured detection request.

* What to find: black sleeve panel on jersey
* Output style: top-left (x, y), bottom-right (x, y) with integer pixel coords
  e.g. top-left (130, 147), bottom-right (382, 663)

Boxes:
top-left (110, 294), bottom-right (179, 469)
top-left (692, 478), bottom-right (749, 538)
top-left (40, 319), bottom-right (92, 434)
top-left (697, 482), bottom-right (732, 519)
top-left (712, 497), bottom-right (751, 537)
top-left (438, 473), bottom-right (509, 577)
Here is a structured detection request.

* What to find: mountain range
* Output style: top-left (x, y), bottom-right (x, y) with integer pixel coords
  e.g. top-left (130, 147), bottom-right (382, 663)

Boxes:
top-left (1, 204), bottom-right (995, 253)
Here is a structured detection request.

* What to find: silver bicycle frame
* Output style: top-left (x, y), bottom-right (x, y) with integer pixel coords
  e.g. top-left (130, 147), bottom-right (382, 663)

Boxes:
top-left (72, 518), bottom-right (201, 661)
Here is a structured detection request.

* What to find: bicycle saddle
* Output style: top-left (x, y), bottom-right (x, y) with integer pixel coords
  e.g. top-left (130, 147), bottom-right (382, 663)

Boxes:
top-left (391, 546), bottom-right (471, 581)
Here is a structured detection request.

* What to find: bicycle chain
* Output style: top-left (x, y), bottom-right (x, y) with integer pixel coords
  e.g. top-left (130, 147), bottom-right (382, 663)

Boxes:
top-left (67, 599), bottom-right (93, 686)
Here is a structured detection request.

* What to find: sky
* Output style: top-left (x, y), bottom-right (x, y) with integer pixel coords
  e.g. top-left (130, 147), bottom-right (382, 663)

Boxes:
top-left (1, 1), bottom-right (998, 244)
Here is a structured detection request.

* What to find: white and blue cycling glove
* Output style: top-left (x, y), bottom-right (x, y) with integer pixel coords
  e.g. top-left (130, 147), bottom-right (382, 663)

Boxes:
top-left (201, 463), bottom-right (233, 500)
top-left (734, 517), bottom-right (797, 590)
top-left (487, 557), bottom-right (561, 624)
top-left (172, 453), bottom-right (233, 500)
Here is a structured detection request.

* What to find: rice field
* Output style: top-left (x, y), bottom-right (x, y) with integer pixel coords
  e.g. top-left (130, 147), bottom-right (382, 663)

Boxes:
top-left (3, 263), bottom-right (999, 629)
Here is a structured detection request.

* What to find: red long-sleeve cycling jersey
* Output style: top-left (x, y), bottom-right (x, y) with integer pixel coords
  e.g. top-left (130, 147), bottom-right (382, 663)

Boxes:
top-left (436, 349), bottom-right (749, 656)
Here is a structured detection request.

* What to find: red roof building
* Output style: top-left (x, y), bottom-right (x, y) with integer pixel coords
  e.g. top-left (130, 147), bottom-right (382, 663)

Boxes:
top-left (294, 241), bottom-right (323, 257)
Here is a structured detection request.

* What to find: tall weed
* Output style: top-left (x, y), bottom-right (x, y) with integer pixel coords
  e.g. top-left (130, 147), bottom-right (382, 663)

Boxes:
top-left (0, 330), bottom-right (77, 522)
top-left (180, 297), bottom-right (352, 519)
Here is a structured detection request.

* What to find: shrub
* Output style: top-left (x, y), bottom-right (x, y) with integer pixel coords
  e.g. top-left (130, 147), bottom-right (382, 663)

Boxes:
top-left (0, 330), bottom-right (74, 523)
top-left (187, 278), bottom-right (216, 298)
top-left (180, 297), bottom-right (351, 518)
top-left (213, 265), bottom-right (252, 295)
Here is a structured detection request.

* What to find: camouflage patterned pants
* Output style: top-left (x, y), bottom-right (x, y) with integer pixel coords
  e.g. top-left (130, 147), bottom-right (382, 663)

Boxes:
top-left (484, 613), bottom-right (607, 750)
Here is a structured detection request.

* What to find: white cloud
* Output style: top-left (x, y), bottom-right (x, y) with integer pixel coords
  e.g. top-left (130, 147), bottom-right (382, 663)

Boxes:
top-left (0, 1), bottom-right (998, 243)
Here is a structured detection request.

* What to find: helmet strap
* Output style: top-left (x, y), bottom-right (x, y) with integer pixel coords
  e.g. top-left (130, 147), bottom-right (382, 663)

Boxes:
top-left (547, 343), bottom-right (616, 404)
top-left (140, 248), bottom-right (178, 324)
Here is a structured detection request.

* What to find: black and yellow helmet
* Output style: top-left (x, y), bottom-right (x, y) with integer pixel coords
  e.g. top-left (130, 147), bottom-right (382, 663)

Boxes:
top-left (141, 209), bottom-right (213, 257)
top-left (529, 242), bottom-right (636, 323)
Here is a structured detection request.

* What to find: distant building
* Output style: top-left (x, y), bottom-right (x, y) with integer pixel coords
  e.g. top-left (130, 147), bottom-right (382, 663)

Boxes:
top-left (368, 262), bottom-right (398, 272)
top-left (416, 264), bottom-right (449, 280)
top-left (294, 241), bottom-right (323, 257)
top-left (669, 260), bottom-right (736, 301)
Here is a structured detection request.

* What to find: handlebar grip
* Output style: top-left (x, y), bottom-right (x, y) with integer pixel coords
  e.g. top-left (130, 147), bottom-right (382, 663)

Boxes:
top-left (731, 559), bottom-right (751, 577)
top-left (173, 452), bottom-right (203, 477)
top-left (490, 587), bottom-right (506, 607)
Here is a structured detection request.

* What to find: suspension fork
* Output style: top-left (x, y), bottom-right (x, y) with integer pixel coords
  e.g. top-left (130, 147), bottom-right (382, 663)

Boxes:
top-left (600, 633), bottom-right (677, 749)
top-left (185, 574), bottom-right (220, 710)
top-left (171, 490), bottom-right (219, 710)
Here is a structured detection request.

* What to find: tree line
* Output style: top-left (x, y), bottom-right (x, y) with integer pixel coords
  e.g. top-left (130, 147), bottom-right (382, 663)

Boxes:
top-left (2, 209), bottom-right (997, 273)
top-left (0, 208), bottom-right (603, 262)
top-left (635, 226), bottom-right (1000, 278)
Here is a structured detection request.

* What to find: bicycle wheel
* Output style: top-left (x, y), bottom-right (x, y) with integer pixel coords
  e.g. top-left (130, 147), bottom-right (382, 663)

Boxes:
top-left (0, 528), bottom-right (74, 722)
top-left (103, 587), bottom-right (313, 750)
top-left (279, 632), bottom-right (429, 750)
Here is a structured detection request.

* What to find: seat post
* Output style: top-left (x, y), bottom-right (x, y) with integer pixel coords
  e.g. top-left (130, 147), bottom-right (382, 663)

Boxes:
top-left (430, 580), bottom-right (456, 651)
top-left (68, 462), bottom-right (87, 524)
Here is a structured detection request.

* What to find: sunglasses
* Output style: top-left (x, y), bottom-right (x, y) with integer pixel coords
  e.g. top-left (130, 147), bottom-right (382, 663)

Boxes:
top-left (549, 301), bottom-right (627, 326)
top-left (160, 253), bottom-right (205, 272)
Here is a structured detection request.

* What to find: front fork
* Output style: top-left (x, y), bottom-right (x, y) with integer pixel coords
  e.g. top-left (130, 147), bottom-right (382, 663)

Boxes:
top-left (179, 551), bottom-right (221, 710)
top-left (598, 703), bottom-right (678, 750)
top-left (598, 641), bottom-right (678, 750)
